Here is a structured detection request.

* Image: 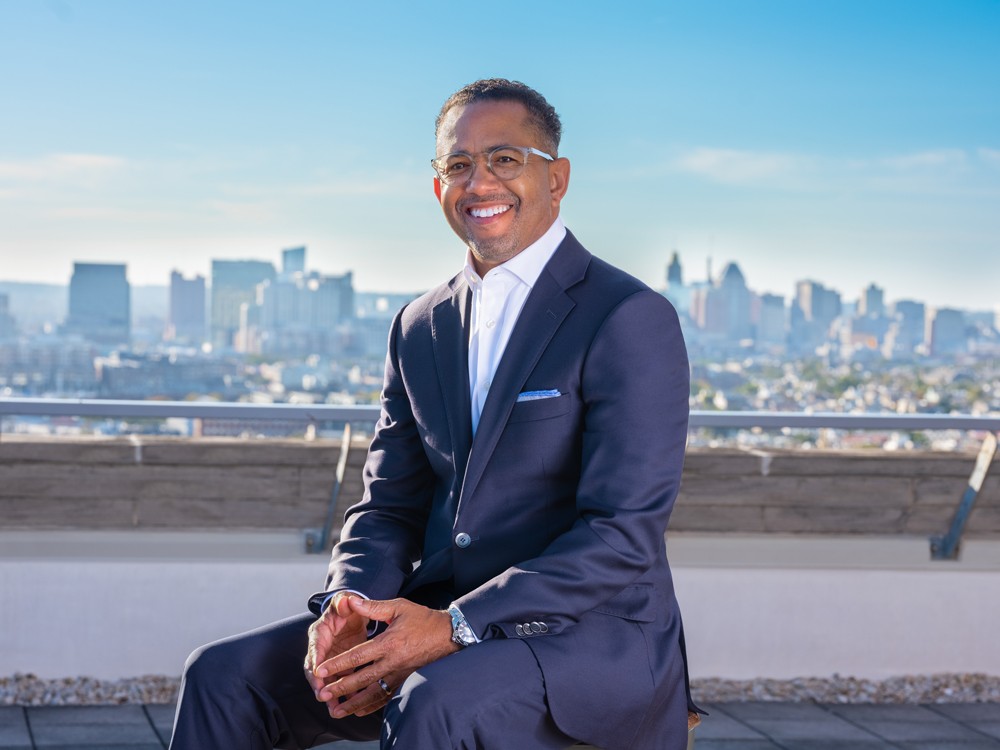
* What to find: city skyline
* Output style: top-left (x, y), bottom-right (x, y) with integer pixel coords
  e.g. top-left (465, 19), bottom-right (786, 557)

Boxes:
top-left (0, 244), bottom-right (988, 315)
top-left (1, 1), bottom-right (998, 310)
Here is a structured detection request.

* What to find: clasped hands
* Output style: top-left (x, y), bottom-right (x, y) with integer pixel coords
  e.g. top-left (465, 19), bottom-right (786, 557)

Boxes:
top-left (305, 593), bottom-right (460, 719)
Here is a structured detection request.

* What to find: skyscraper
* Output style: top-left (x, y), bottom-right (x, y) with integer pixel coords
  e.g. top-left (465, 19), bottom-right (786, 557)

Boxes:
top-left (790, 280), bottom-right (841, 353)
top-left (64, 263), bottom-right (131, 346)
top-left (927, 308), bottom-right (966, 357)
top-left (210, 260), bottom-right (276, 349)
top-left (691, 261), bottom-right (752, 343)
top-left (256, 271), bottom-right (355, 356)
top-left (666, 251), bottom-right (683, 287)
top-left (167, 271), bottom-right (206, 344)
top-left (0, 293), bottom-right (17, 339)
top-left (757, 293), bottom-right (786, 347)
top-left (858, 283), bottom-right (885, 318)
top-left (282, 246), bottom-right (306, 277)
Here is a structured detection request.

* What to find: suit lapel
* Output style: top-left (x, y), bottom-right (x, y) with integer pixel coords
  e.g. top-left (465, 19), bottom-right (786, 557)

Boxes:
top-left (431, 280), bottom-right (473, 486)
top-left (458, 235), bottom-right (590, 511)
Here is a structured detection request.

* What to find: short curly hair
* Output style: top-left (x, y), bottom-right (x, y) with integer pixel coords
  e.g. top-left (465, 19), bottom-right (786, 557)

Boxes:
top-left (435, 78), bottom-right (562, 156)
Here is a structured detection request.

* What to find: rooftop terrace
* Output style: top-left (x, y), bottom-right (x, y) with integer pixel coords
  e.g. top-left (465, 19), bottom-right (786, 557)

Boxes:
top-left (1, 400), bottom-right (998, 746)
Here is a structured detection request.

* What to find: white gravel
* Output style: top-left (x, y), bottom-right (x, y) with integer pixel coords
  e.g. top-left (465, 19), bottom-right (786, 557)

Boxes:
top-left (3, 673), bottom-right (999, 706)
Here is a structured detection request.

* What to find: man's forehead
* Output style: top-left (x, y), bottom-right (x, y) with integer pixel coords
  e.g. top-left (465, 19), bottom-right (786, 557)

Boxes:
top-left (436, 100), bottom-right (535, 151)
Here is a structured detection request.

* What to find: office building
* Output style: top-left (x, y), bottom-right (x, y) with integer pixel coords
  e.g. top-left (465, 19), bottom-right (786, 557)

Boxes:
top-left (666, 251), bottom-right (683, 287)
top-left (210, 260), bottom-right (276, 350)
top-left (64, 263), bottom-right (131, 346)
top-left (756, 293), bottom-right (786, 347)
top-left (790, 280), bottom-right (841, 353)
top-left (282, 246), bottom-right (306, 276)
top-left (927, 308), bottom-right (966, 357)
top-left (255, 271), bottom-right (355, 356)
top-left (166, 271), bottom-right (206, 344)
top-left (0, 294), bottom-right (17, 339)
top-left (858, 283), bottom-right (885, 318)
top-left (692, 262), bottom-right (752, 343)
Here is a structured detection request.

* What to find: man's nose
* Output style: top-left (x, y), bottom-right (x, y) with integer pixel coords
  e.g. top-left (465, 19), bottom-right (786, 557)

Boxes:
top-left (464, 156), bottom-right (503, 191)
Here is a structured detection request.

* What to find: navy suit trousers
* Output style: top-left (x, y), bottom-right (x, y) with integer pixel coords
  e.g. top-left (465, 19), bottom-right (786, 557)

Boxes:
top-left (168, 613), bottom-right (582, 749)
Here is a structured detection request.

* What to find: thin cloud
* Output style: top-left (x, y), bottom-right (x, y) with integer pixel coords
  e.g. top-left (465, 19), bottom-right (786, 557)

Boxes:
top-left (978, 148), bottom-right (1000, 167)
top-left (879, 149), bottom-right (967, 170)
top-left (0, 153), bottom-right (126, 183)
top-left (672, 146), bottom-right (997, 196)
top-left (674, 148), bottom-right (807, 185)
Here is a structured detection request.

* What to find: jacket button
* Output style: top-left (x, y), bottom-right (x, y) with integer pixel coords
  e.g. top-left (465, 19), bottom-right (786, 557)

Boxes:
top-left (454, 532), bottom-right (472, 548)
top-left (539, 622), bottom-right (549, 633)
top-left (530, 622), bottom-right (542, 633)
top-left (515, 624), bottom-right (524, 636)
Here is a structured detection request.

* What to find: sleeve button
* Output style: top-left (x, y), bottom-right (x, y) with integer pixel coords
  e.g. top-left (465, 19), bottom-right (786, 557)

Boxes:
top-left (454, 532), bottom-right (472, 548)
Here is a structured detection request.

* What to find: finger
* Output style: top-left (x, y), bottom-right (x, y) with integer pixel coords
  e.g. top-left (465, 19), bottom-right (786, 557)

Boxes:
top-left (329, 681), bottom-right (391, 719)
top-left (316, 639), bottom-right (384, 679)
top-left (318, 662), bottom-right (383, 702)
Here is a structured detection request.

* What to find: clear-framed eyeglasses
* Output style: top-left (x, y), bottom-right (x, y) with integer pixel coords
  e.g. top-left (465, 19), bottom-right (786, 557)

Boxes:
top-left (431, 145), bottom-right (554, 186)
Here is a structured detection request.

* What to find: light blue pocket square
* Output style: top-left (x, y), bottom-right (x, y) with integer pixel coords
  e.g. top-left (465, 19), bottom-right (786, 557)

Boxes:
top-left (516, 389), bottom-right (562, 402)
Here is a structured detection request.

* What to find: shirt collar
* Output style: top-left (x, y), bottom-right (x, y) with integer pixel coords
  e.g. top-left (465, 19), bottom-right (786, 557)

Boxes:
top-left (462, 217), bottom-right (567, 289)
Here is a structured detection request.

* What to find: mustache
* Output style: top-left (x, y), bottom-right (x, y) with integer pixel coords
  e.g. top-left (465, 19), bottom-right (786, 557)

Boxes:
top-left (457, 193), bottom-right (518, 211)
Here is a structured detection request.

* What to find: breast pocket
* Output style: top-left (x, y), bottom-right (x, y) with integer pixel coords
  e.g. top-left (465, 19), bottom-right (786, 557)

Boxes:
top-left (507, 393), bottom-right (573, 423)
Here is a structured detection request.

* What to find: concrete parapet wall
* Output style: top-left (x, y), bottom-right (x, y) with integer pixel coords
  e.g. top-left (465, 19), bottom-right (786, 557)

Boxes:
top-left (674, 448), bottom-right (1000, 536)
top-left (1, 437), bottom-right (998, 536)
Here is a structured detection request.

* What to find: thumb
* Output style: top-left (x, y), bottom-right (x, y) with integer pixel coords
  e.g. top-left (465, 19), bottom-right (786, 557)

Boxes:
top-left (332, 592), bottom-right (354, 618)
top-left (349, 596), bottom-right (396, 623)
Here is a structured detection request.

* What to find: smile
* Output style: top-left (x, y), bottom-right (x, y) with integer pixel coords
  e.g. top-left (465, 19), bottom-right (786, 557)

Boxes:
top-left (468, 205), bottom-right (512, 218)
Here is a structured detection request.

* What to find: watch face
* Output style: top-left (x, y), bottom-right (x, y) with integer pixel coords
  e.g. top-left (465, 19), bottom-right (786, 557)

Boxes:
top-left (453, 622), bottom-right (475, 646)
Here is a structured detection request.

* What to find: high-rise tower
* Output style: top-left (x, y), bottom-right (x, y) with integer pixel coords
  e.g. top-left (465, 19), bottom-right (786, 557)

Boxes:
top-left (64, 263), bottom-right (131, 346)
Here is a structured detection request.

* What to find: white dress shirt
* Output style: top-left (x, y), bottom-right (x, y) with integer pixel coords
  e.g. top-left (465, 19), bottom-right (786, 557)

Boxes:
top-left (464, 217), bottom-right (567, 435)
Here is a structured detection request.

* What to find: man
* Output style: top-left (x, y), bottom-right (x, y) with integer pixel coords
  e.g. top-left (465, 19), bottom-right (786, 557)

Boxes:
top-left (170, 78), bottom-right (696, 750)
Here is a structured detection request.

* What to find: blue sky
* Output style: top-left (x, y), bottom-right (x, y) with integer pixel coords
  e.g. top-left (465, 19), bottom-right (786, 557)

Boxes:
top-left (1, 0), bottom-right (997, 310)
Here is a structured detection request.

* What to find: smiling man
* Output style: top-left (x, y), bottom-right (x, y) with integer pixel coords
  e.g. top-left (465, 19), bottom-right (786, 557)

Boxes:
top-left (170, 79), bottom-right (697, 750)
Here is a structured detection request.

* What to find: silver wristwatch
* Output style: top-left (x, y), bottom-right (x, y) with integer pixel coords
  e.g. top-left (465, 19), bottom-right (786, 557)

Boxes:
top-left (448, 604), bottom-right (477, 647)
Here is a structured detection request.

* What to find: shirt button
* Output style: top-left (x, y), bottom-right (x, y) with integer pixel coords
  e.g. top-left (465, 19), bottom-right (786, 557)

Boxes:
top-left (454, 532), bottom-right (472, 548)
top-left (485, 319), bottom-right (496, 329)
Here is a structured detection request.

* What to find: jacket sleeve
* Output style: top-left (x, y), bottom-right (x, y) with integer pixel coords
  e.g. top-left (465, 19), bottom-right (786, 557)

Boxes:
top-left (310, 307), bottom-right (436, 611)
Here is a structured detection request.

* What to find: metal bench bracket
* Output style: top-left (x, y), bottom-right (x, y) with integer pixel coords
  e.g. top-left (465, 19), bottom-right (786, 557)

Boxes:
top-left (304, 423), bottom-right (352, 554)
top-left (930, 431), bottom-right (997, 560)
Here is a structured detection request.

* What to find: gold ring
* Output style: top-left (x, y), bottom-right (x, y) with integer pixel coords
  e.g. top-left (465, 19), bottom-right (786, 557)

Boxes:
top-left (377, 678), bottom-right (392, 697)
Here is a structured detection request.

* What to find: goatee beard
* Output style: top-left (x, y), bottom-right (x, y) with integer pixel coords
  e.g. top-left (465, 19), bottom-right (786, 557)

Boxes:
top-left (466, 232), bottom-right (522, 268)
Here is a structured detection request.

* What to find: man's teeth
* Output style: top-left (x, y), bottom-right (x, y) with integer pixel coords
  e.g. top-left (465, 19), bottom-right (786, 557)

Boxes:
top-left (469, 205), bottom-right (511, 218)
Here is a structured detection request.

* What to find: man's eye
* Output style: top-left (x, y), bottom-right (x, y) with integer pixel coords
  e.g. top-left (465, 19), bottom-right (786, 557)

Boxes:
top-left (492, 149), bottom-right (524, 165)
top-left (445, 160), bottom-right (471, 174)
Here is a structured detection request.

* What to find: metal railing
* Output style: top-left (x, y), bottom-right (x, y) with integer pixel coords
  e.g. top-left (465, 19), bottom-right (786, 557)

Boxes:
top-left (2, 396), bottom-right (999, 432)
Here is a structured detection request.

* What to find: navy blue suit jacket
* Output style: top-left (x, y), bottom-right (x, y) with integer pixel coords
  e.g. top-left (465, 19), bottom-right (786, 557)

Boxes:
top-left (314, 231), bottom-right (694, 748)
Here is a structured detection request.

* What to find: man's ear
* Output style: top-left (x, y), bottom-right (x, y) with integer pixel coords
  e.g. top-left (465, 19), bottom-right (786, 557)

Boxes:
top-left (549, 158), bottom-right (570, 210)
top-left (433, 177), bottom-right (442, 203)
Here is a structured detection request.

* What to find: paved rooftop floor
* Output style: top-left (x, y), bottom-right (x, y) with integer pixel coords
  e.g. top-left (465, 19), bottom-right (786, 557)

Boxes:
top-left (1, 701), bottom-right (999, 749)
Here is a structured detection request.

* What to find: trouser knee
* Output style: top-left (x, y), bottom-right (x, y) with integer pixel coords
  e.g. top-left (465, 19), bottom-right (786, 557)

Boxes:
top-left (383, 670), bottom-right (450, 740)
